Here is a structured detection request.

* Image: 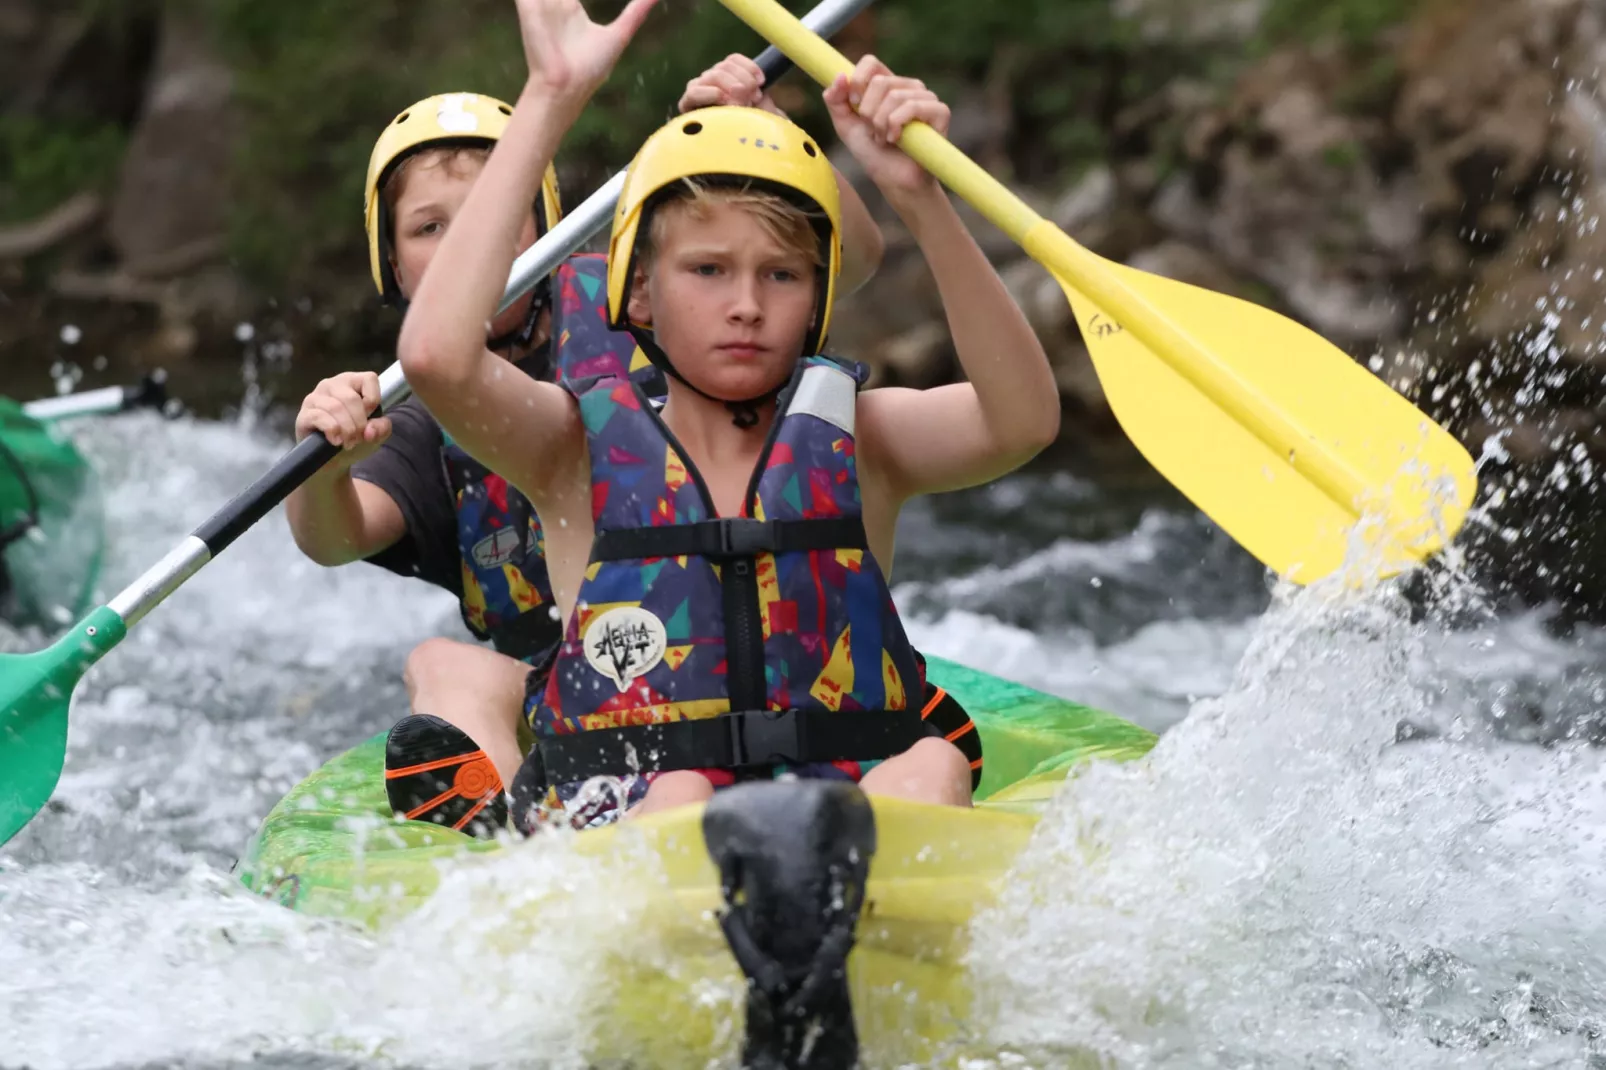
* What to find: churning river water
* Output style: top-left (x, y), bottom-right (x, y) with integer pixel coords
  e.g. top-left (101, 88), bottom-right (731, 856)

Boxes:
top-left (2, 400), bottom-right (1604, 1069)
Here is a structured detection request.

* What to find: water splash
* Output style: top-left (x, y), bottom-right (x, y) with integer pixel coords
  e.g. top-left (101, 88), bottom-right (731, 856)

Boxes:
top-left (2, 409), bottom-right (1601, 1069)
top-left (968, 573), bottom-right (1606, 1067)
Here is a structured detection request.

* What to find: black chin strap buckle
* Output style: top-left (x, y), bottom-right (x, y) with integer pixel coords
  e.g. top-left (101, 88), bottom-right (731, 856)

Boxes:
top-left (727, 400), bottom-right (761, 429)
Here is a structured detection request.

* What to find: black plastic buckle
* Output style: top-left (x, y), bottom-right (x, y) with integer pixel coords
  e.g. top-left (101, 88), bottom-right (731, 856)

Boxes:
top-left (717, 518), bottom-right (777, 556)
top-left (729, 709), bottom-right (804, 767)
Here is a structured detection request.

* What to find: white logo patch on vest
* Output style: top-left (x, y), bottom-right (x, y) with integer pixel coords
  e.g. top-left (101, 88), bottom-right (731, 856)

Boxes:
top-left (788, 363), bottom-right (857, 435)
top-left (435, 94), bottom-right (481, 135)
top-left (584, 606), bottom-right (667, 691)
top-left (471, 526), bottom-right (523, 569)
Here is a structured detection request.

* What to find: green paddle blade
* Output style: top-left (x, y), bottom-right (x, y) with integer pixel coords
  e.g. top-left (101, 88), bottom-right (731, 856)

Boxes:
top-left (0, 397), bottom-right (106, 631)
top-left (0, 607), bottom-right (125, 845)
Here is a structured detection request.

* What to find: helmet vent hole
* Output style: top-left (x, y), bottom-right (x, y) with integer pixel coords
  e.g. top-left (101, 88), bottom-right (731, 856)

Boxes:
top-left (396, 112), bottom-right (410, 125)
top-left (683, 121), bottom-right (704, 135)
top-left (498, 104), bottom-right (512, 115)
top-left (803, 141), bottom-right (818, 157)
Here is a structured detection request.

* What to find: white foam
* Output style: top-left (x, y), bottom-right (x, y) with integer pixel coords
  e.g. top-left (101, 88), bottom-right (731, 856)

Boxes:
top-left (967, 579), bottom-right (1606, 1067)
top-left (3, 409), bottom-right (1602, 1068)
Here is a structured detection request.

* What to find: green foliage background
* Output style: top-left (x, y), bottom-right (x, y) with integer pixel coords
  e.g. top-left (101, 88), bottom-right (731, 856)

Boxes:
top-left (1, 0), bottom-right (1422, 291)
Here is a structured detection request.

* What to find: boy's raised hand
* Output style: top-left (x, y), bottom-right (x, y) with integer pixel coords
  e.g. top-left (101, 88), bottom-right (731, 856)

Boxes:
top-left (823, 55), bottom-right (948, 204)
top-left (680, 54), bottom-right (785, 116)
top-left (514, 0), bottom-right (658, 105)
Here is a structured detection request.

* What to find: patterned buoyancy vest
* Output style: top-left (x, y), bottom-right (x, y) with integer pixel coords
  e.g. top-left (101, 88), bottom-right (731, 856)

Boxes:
top-left (526, 355), bottom-right (932, 787)
top-left (445, 253), bottom-right (666, 663)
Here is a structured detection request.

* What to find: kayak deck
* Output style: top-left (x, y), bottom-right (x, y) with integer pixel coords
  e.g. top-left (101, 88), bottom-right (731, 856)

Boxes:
top-left (235, 655), bottom-right (1155, 1064)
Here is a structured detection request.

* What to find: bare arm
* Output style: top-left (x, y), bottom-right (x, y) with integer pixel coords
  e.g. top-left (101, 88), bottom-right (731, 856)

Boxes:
top-left (395, 84), bottom-right (585, 502)
top-left (397, 0), bottom-right (653, 503)
top-left (284, 371), bottom-right (407, 565)
top-left (835, 169), bottom-right (884, 296)
top-left (286, 474), bottom-right (405, 566)
top-left (825, 57), bottom-right (1059, 504)
top-left (858, 189), bottom-right (1059, 501)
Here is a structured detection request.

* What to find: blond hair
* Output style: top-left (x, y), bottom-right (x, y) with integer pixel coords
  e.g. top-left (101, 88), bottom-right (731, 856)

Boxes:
top-left (645, 178), bottom-right (825, 269)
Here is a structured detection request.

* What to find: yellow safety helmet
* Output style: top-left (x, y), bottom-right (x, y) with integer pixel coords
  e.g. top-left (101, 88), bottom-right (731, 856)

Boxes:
top-left (606, 106), bottom-right (842, 364)
top-left (363, 92), bottom-right (562, 306)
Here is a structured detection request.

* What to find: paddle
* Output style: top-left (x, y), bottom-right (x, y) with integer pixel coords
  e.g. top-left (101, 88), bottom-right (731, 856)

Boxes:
top-left (714, 0), bottom-right (1479, 586)
top-left (0, 0), bottom-right (872, 848)
top-left (21, 371), bottom-right (171, 423)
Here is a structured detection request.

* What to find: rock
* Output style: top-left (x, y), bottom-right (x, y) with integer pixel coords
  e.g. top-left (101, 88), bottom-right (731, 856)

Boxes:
top-left (1465, 183), bottom-right (1606, 371)
top-left (1111, 0), bottom-right (1263, 44)
top-left (107, 8), bottom-right (234, 277)
top-left (946, 87), bottom-right (1013, 177)
top-left (1258, 85), bottom-right (1358, 166)
top-left (1555, 86), bottom-right (1606, 179)
top-left (873, 322), bottom-right (951, 388)
top-left (1395, 0), bottom-right (1575, 219)
top-left (1286, 269), bottom-right (1403, 344)
top-left (1148, 175), bottom-right (1211, 242)
top-left (1000, 258), bottom-right (1073, 337)
top-left (1125, 240), bottom-right (1243, 295)
top-left (1365, 177), bottom-right (1428, 258)
top-left (1052, 166), bottom-right (1117, 234)
top-left (0, 0), bottom-right (157, 120)
top-left (137, 316), bottom-right (198, 365)
top-left (1048, 341), bottom-right (1107, 416)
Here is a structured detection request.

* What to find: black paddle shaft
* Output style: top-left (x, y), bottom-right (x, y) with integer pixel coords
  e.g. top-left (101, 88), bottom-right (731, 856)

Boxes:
top-left (190, 45), bottom-right (809, 557)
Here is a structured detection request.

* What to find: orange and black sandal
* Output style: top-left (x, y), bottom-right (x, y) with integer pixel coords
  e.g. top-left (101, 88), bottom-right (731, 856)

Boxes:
top-left (919, 683), bottom-right (985, 791)
top-left (384, 715), bottom-right (508, 839)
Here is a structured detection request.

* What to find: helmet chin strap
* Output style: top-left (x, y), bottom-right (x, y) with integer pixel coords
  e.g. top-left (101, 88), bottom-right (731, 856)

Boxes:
top-left (485, 280), bottom-right (550, 355)
top-left (625, 325), bottom-right (781, 429)
top-left (387, 279), bottom-right (550, 361)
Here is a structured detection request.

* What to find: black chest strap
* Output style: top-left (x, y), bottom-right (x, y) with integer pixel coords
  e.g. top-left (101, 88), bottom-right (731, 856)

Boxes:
top-left (527, 706), bottom-right (935, 788)
top-left (589, 516), bottom-right (865, 562)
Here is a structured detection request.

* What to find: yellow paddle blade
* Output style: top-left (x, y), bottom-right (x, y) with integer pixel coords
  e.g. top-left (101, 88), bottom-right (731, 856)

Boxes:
top-left (1053, 254), bottom-right (1476, 583)
top-left (713, 0), bottom-right (1480, 584)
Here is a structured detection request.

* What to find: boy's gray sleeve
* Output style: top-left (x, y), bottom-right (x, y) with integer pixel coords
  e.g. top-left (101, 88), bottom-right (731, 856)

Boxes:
top-left (349, 398), bottom-right (463, 597)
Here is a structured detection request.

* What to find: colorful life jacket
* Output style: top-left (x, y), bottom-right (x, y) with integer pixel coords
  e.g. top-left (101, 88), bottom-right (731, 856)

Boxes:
top-left (524, 354), bottom-right (933, 789)
top-left (445, 253), bottom-right (664, 663)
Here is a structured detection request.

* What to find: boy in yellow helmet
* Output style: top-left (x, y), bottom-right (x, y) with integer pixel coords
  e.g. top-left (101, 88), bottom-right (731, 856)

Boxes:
top-left (400, 0), bottom-right (1057, 831)
top-left (283, 56), bottom-right (892, 836)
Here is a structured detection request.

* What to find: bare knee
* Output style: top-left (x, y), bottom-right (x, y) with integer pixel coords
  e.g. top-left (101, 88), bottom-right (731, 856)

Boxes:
top-left (910, 736), bottom-right (972, 784)
top-left (906, 737), bottom-right (974, 801)
top-left (402, 637), bottom-right (473, 695)
top-left (628, 771), bottom-right (715, 818)
top-left (862, 737), bottom-right (973, 807)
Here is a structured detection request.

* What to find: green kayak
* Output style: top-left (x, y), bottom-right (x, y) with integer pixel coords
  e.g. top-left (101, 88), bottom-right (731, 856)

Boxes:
top-left (236, 655), bottom-right (1154, 1066)
top-left (0, 398), bottom-right (104, 631)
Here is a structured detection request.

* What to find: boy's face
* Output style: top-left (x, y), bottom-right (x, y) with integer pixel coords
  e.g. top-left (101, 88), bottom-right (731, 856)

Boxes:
top-left (389, 152), bottom-right (539, 341)
top-left (629, 200), bottom-right (818, 402)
